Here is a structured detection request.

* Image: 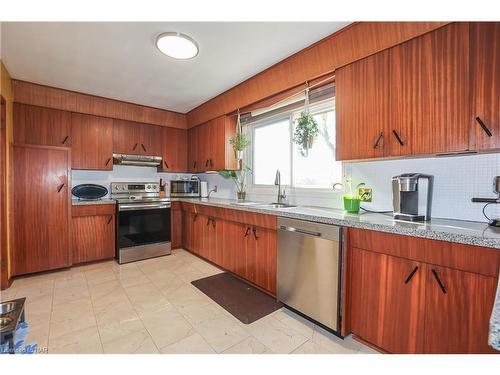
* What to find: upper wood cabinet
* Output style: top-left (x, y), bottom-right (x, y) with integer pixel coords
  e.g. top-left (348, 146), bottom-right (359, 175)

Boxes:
top-left (187, 115), bottom-right (238, 172)
top-left (336, 23), bottom-right (470, 160)
top-left (71, 113), bottom-right (113, 170)
top-left (71, 204), bottom-right (115, 264)
top-left (389, 22), bottom-right (469, 156)
top-left (469, 22), bottom-right (500, 151)
top-left (161, 127), bottom-right (187, 172)
top-left (14, 103), bottom-right (71, 147)
top-left (335, 51), bottom-right (390, 160)
top-left (113, 119), bottom-right (163, 156)
top-left (12, 144), bottom-right (71, 276)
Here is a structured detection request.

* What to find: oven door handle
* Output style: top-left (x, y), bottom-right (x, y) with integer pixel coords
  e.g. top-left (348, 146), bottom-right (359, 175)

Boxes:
top-left (119, 203), bottom-right (170, 211)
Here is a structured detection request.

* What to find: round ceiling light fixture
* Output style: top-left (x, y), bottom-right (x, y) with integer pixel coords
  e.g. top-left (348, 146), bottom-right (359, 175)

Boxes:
top-left (155, 32), bottom-right (199, 60)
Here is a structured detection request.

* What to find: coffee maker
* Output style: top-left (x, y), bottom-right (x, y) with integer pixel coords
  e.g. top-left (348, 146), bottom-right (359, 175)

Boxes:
top-left (392, 173), bottom-right (434, 221)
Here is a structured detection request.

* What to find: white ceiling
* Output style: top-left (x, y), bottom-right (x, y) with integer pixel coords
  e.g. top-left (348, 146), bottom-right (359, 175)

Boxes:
top-left (1, 22), bottom-right (350, 113)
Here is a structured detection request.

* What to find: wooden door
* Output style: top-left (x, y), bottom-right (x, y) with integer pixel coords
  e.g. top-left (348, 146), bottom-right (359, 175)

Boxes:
top-left (72, 214), bottom-right (115, 264)
top-left (161, 127), bottom-right (187, 172)
top-left (12, 144), bottom-right (71, 275)
top-left (140, 123), bottom-right (163, 156)
top-left (71, 113), bottom-right (113, 170)
top-left (389, 23), bottom-right (469, 156)
top-left (253, 227), bottom-right (277, 294)
top-left (469, 22), bottom-right (500, 151)
top-left (350, 248), bottom-right (424, 353)
top-left (113, 119), bottom-right (141, 154)
top-left (14, 103), bottom-right (71, 147)
top-left (335, 50), bottom-right (390, 160)
top-left (188, 126), bottom-right (199, 172)
top-left (423, 264), bottom-right (498, 354)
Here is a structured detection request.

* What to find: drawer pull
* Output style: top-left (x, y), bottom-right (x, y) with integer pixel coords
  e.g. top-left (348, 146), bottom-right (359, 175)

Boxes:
top-left (105, 157), bottom-right (112, 166)
top-left (373, 132), bottom-right (384, 149)
top-left (61, 135), bottom-right (69, 144)
top-left (244, 226), bottom-right (250, 237)
top-left (475, 117), bottom-right (493, 137)
top-left (164, 160), bottom-right (169, 169)
top-left (431, 269), bottom-right (447, 294)
top-left (107, 216), bottom-right (113, 224)
top-left (141, 143), bottom-right (147, 152)
top-left (57, 183), bottom-right (65, 193)
top-left (404, 266), bottom-right (419, 284)
top-left (392, 130), bottom-right (405, 146)
top-left (252, 227), bottom-right (259, 240)
top-left (132, 143), bottom-right (138, 151)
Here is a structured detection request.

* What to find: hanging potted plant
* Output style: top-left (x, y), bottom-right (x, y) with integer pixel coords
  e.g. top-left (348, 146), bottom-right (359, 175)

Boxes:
top-left (292, 88), bottom-right (319, 157)
top-left (229, 109), bottom-right (249, 161)
top-left (218, 165), bottom-right (252, 201)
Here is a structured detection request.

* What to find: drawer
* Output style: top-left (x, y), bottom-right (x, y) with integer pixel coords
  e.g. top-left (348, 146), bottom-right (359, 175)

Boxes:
top-left (72, 204), bottom-right (116, 217)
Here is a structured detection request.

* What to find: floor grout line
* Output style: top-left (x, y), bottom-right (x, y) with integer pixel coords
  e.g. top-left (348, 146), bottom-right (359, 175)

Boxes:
top-left (82, 270), bottom-right (104, 354)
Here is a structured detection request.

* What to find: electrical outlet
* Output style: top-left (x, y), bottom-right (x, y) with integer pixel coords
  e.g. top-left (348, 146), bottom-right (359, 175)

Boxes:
top-left (359, 187), bottom-right (372, 202)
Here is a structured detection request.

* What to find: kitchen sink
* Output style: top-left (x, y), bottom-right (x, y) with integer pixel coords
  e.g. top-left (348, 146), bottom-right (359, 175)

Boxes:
top-left (255, 203), bottom-right (297, 209)
top-left (0, 316), bottom-right (13, 332)
top-left (0, 302), bottom-right (17, 315)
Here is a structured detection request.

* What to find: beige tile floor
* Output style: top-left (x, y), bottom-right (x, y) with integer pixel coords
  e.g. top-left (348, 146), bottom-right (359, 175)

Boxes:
top-left (0, 249), bottom-right (378, 354)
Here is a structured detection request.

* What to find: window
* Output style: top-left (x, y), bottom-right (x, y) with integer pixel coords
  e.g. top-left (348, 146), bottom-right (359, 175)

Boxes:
top-left (248, 99), bottom-right (341, 189)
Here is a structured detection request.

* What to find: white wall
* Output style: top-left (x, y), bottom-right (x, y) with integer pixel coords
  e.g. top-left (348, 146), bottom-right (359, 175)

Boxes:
top-left (73, 152), bottom-right (500, 223)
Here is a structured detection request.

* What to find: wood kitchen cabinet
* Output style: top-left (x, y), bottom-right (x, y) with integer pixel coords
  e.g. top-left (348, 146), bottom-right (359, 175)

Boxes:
top-left (160, 127), bottom-right (187, 172)
top-left (71, 204), bottom-right (115, 264)
top-left (469, 22), bottom-right (500, 151)
top-left (336, 23), bottom-right (469, 160)
top-left (187, 115), bottom-right (238, 172)
top-left (14, 103), bottom-right (71, 147)
top-left (348, 229), bottom-right (499, 354)
top-left (12, 144), bottom-right (71, 275)
top-left (113, 119), bottom-right (163, 156)
top-left (71, 113), bottom-right (113, 170)
top-left (171, 202), bottom-right (183, 249)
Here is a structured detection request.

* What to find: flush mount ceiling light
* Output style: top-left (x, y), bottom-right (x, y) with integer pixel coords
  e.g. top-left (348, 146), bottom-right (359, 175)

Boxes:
top-left (155, 32), bottom-right (199, 60)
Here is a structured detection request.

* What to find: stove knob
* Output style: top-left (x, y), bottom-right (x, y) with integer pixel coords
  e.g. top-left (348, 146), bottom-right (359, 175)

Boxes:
top-left (146, 185), bottom-right (151, 190)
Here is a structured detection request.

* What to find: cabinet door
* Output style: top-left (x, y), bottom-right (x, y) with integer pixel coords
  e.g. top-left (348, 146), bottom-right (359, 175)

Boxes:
top-left (335, 50), bottom-right (390, 160)
top-left (423, 265), bottom-right (498, 354)
top-left (222, 220), bottom-right (247, 276)
top-left (188, 126), bottom-right (199, 172)
top-left (12, 145), bottom-right (71, 275)
top-left (140, 124), bottom-right (163, 156)
top-left (389, 23), bottom-right (469, 156)
top-left (113, 119), bottom-right (141, 154)
top-left (71, 113), bottom-right (113, 170)
top-left (206, 217), bottom-right (224, 265)
top-left (72, 214), bottom-right (115, 263)
top-left (14, 103), bottom-right (71, 147)
top-left (182, 210), bottom-right (194, 251)
top-left (350, 248), bottom-right (424, 353)
top-left (197, 123), bottom-right (209, 172)
top-left (253, 226), bottom-right (277, 294)
top-left (162, 127), bottom-right (187, 172)
top-left (171, 204), bottom-right (183, 249)
top-left (470, 22), bottom-right (500, 151)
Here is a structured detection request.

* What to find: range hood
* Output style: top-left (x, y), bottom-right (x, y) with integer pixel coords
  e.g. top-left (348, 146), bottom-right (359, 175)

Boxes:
top-left (113, 153), bottom-right (162, 167)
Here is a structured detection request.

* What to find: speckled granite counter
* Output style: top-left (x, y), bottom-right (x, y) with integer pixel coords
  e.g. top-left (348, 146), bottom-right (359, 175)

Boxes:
top-left (71, 198), bottom-right (116, 206)
top-left (176, 197), bottom-right (500, 249)
top-left (489, 275), bottom-right (500, 351)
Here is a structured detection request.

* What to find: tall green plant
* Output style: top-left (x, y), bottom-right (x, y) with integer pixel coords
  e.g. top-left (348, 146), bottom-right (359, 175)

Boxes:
top-left (218, 165), bottom-right (252, 193)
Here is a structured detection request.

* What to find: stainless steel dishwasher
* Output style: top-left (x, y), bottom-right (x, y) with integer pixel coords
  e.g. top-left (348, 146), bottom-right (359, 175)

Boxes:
top-left (277, 217), bottom-right (343, 335)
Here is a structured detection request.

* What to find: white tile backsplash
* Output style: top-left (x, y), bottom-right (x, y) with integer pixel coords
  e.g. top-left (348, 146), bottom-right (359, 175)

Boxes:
top-left (73, 153), bottom-right (500, 224)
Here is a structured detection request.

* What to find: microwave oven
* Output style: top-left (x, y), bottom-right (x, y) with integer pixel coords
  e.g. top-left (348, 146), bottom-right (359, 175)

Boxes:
top-left (170, 179), bottom-right (201, 197)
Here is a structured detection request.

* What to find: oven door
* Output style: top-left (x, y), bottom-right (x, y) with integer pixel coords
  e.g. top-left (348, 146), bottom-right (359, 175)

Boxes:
top-left (117, 202), bottom-right (171, 263)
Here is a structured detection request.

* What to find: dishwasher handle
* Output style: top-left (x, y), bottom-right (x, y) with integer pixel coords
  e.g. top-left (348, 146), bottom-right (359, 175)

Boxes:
top-left (280, 225), bottom-right (322, 237)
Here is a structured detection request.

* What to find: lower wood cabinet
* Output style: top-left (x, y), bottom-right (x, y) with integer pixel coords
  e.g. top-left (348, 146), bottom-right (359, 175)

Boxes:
top-left (349, 229), bottom-right (499, 354)
top-left (71, 204), bottom-right (115, 264)
top-left (171, 202), bottom-right (183, 249)
top-left (12, 144), bottom-right (71, 276)
top-left (181, 204), bottom-right (277, 294)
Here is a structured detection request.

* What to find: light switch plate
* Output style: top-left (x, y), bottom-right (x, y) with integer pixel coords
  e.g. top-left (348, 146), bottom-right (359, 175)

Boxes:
top-left (359, 187), bottom-right (372, 202)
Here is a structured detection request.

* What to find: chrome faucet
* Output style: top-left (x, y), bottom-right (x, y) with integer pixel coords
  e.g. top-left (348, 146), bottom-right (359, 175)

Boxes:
top-left (274, 170), bottom-right (286, 204)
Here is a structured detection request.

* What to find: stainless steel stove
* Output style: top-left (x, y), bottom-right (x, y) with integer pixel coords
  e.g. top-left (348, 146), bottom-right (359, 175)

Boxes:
top-left (111, 182), bottom-right (171, 264)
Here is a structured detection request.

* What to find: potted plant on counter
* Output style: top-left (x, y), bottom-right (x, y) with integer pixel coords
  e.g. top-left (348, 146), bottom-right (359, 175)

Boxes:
top-left (333, 177), bottom-right (366, 214)
top-left (218, 165), bottom-right (252, 201)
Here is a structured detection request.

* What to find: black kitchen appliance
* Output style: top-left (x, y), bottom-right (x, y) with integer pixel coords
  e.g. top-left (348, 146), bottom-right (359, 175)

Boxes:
top-left (71, 184), bottom-right (108, 200)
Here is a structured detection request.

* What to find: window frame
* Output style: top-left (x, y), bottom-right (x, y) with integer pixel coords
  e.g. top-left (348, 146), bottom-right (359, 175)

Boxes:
top-left (245, 97), bottom-right (342, 194)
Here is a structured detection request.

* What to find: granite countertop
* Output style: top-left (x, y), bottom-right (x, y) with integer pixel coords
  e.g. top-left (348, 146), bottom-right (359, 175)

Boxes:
top-left (71, 198), bottom-right (116, 206)
top-left (176, 197), bottom-right (500, 249)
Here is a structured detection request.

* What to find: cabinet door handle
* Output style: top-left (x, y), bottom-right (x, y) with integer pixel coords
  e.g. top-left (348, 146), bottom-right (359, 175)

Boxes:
top-left (107, 216), bottom-right (113, 224)
top-left (392, 130), bottom-right (405, 146)
top-left (205, 159), bottom-right (209, 167)
top-left (209, 158), bottom-right (214, 167)
top-left (193, 161), bottom-right (197, 169)
top-left (105, 157), bottom-right (112, 166)
top-left (373, 132), bottom-right (384, 149)
top-left (404, 266), bottom-right (419, 284)
top-left (206, 217), bottom-right (211, 226)
top-left (193, 213), bottom-right (198, 222)
top-left (61, 135), bottom-right (69, 144)
top-left (475, 117), bottom-right (493, 137)
top-left (252, 227), bottom-right (259, 240)
top-left (132, 143), bottom-right (138, 151)
top-left (57, 183), bottom-right (65, 193)
top-left (431, 269), bottom-right (447, 294)
top-left (141, 143), bottom-right (147, 152)
top-left (244, 226), bottom-right (250, 237)
top-left (211, 218), bottom-right (216, 228)
top-left (164, 160), bottom-right (169, 169)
